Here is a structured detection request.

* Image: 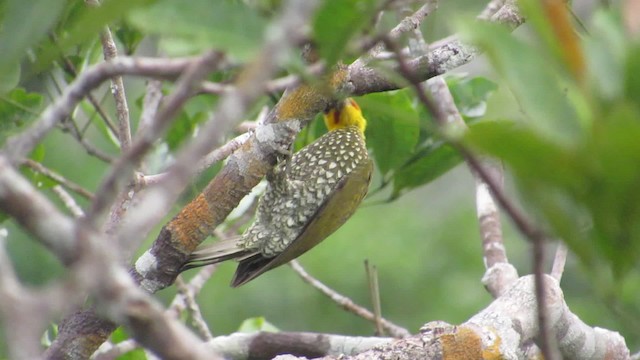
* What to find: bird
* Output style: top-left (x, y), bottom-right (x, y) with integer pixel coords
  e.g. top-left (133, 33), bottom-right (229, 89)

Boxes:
top-left (181, 98), bottom-right (372, 287)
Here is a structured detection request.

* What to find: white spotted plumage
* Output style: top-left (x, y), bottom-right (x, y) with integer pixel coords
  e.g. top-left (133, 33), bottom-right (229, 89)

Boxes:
top-left (240, 126), bottom-right (368, 257)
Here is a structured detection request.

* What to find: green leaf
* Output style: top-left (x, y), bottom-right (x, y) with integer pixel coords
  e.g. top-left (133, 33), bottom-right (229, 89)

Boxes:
top-left (584, 10), bottom-right (627, 102)
top-left (446, 75), bottom-right (498, 119)
top-left (360, 90), bottom-right (420, 176)
top-left (623, 43), bottom-right (640, 109)
top-left (166, 111), bottom-right (206, 151)
top-left (0, 0), bottom-right (66, 72)
top-left (457, 20), bottom-right (583, 144)
top-left (40, 323), bottom-right (58, 348)
top-left (465, 108), bottom-right (640, 277)
top-left (115, 21), bottom-right (144, 55)
top-left (109, 327), bottom-right (146, 359)
top-left (580, 104), bottom-right (640, 275)
top-left (35, 0), bottom-right (154, 71)
top-left (313, 0), bottom-right (378, 66)
top-left (0, 88), bottom-right (43, 145)
top-left (128, 0), bottom-right (266, 60)
top-left (464, 120), bottom-right (581, 190)
top-left (0, 62), bottom-right (20, 94)
top-left (237, 317), bottom-right (279, 333)
top-left (391, 142), bottom-right (462, 199)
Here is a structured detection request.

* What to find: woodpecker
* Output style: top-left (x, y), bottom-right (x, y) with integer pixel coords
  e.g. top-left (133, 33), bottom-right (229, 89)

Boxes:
top-left (181, 98), bottom-right (372, 287)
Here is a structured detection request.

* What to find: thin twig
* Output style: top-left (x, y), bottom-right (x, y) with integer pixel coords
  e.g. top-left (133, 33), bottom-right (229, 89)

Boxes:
top-left (140, 131), bottom-right (251, 186)
top-left (4, 55), bottom-right (213, 163)
top-left (52, 33), bottom-right (119, 136)
top-left (175, 276), bottom-right (214, 341)
top-left (289, 260), bottom-right (410, 338)
top-left (60, 118), bottom-right (116, 163)
top-left (364, 260), bottom-right (384, 336)
top-left (478, 0), bottom-right (507, 20)
top-left (550, 242), bottom-right (568, 282)
top-left (96, 264), bottom-right (219, 359)
top-left (22, 159), bottom-right (94, 200)
top-left (93, 339), bottom-right (139, 360)
top-left (88, 0), bottom-right (132, 151)
top-left (356, 1), bottom-right (438, 64)
top-left (52, 185), bottom-right (85, 218)
top-left (138, 80), bottom-right (164, 140)
top-left (199, 62), bottom-right (326, 96)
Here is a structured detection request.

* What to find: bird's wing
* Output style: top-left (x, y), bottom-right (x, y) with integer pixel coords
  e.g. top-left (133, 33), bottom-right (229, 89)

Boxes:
top-left (230, 159), bottom-right (373, 287)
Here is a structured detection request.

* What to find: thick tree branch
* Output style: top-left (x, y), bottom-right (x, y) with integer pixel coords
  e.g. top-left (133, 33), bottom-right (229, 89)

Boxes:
top-left (423, 77), bottom-right (518, 298)
top-left (0, 156), bottom-right (221, 359)
top-left (47, 0), bottom-right (322, 357)
top-left (40, 1), bottom-right (532, 357)
top-left (274, 276), bottom-right (629, 360)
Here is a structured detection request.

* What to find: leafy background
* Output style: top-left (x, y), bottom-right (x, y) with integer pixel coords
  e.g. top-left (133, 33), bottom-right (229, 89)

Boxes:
top-left (1, 0), bottom-right (639, 357)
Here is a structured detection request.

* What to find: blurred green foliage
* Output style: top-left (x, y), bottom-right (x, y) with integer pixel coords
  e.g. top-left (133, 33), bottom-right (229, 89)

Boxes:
top-left (0, 0), bottom-right (639, 358)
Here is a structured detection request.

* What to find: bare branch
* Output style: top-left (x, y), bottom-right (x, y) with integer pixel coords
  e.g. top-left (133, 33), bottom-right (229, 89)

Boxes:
top-left (129, 0), bottom-right (322, 290)
top-left (290, 260), bottom-right (411, 338)
top-left (383, 28), bottom-right (559, 358)
top-left (101, 24), bottom-right (132, 150)
top-left (3, 56), bottom-right (214, 163)
top-left (0, 156), bottom-right (222, 359)
top-left (418, 76), bottom-right (518, 298)
top-left (93, 339), bottom-right (139, 360)
top-left (207, 332), bottom-right (391, 359)
top-left (86, 50), bottom-right (225, 229)
top-left (138, 79), bottom-right (164, 139)
top-left (550, 242), bottom-right (568, 282)
top-left (52, 185), bottom-right (85, 218)
top-left (44, 1), bottom-right (532, 356)
top-left (86, 0), bottom-right (133, 151)
top-left (140, 131), bottom-right (252, 186)
top-left (280, 276), bottom-right (630, 360)
top-left (60, 118), bottom-right (116, 163)
top-left (364, 260), bottom-right (384, 336)
top-left (478, 0), bottom-right (506, 20)
top-left (52, 35), bottom-right (119, 136)
top-left (175, 276), bottom-right (214, 341)
top-left (22, 159), bottom-right (94, 200)
top-left (47, 2), bottom-right (324, 356)
top-left (0, 230), bottom-right (51, 359)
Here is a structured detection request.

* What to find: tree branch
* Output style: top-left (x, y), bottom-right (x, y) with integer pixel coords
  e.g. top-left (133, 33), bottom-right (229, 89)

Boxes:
top-left (422, 77), bottom-right (519, 298)
top-left (289, 260), bottom-right (410, 338)
top-left (275, 276), bottom-right (630, 360)
top-left (0, 156), bottom-right (222, 359)
top-left (3, 56), bottom-right (214, 163)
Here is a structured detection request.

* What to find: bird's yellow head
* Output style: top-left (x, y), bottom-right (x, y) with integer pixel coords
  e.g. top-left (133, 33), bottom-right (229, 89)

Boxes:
top-left (323, 98), bottom-right (367, 135)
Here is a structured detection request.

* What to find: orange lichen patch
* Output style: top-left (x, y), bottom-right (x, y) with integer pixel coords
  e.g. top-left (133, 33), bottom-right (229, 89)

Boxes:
top-left (482, 330), bottom-right (503, 360)
top-left (328, 66), bottom-right (349, 91)
top-left (276, 84), bottom-right (329, 121)
top-left (167, 194), bottom-right (214, 252)
top-left (441, 326), bottom-right (484, 360)
top-left (275, 68), bottom-right (349, 122)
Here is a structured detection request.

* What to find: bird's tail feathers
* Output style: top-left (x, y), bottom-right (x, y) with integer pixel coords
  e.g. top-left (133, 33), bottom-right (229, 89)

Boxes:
top-left (180, 236), bottom-right (253, 272)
